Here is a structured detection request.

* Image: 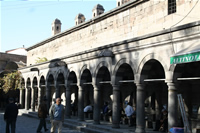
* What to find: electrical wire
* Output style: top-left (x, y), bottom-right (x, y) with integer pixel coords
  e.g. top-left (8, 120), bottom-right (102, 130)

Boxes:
top-left (170, 0), bottom-right (199, 54)
top-left (171, 0), bottom-right (199, 28)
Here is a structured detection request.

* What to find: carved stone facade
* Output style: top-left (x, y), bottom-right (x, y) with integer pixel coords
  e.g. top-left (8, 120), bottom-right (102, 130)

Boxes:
top-left (19, 0), bottom-right (200, 132)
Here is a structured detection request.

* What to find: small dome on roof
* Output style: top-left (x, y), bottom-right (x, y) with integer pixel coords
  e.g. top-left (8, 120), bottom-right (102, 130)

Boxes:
top-left (52, 18), bottom-right (61, 24)
top-left (92, 4), bottom-right (105, 11)
top-left (75, 13), bottom-right (85, 19)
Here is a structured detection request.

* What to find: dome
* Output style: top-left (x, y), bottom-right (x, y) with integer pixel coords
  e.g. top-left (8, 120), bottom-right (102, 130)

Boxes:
top-left (52, 18), bottom-right (61, 24)
top-left (75, 13), bottom-right (85, 19)
top-left (92, 4), bottom-right (105, 11)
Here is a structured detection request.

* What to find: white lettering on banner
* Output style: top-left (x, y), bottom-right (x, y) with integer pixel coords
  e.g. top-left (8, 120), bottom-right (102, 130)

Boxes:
top-left (170, 52), bottom-right (200, 64)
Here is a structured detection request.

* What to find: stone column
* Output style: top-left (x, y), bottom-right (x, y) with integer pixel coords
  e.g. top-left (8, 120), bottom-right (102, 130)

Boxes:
top-left (19, 89), bottom-right (24, 108)
top-left (135, 83), bottom-right (145, 133)
top-left (31, 88), bottom-right (35, 111)
top-left (112, 85), bottom-right (120, 128)
top-left (65, 85), bottom-right (71, 118)
top-left (167, 82), bottom-right (178, 130)
top-left (78, 85), bottom-right (84, 121)
top-left (38, 87), bottom-right (42, 106)
top-left (55, 83), bottom-right (60, 99)
top-left (25, 88), bottom-right (30, 110)
top-left (93, 85), bottom-right (101, 124)
top-left (46, 85), bottom-right (51, 110)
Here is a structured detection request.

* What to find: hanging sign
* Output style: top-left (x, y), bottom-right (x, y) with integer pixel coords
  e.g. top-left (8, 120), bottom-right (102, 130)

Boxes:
top-left (170, 51), bottom-right (200, 64)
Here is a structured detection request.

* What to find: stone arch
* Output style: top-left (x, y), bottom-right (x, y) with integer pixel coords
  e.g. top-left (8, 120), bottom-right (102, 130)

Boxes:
top-left (26, 77), bottom-right (31, 88)
top-left (32, 76), bottom-right (38, 87)
top-left (168, 64), bottom-right (181, 82)
top-left (169, 64), bottom-right (176, 72)
top-left (80, 65), bottom-right (93, 107)
top-left (137, 53), bottom-right (168, 82)
top-left (80, 64), bottom-right (92, 84)
top-left (80, 64), bottom-right (88, 77)
top-left (46, 71), bottom-right (55, 83)
top-left (39, 71), bottom-right (47, 79)
top-left (31, 73), bottom-right (38, 81)
top-left (66, 67), bottom-right (78, 78)
top-left (93, 61), bottom-right (111, 79)
top-left (113, 58), bottom-right (136, 84)
top-left (39, 73), bottom-right (46, 82)
top-left (55, 69), bottom-right (66, 81)
top-left (39, 75), bottom-right (46, 87)
top-left (21, 78), bottom-right (25, 87)
top-left (66, 67), bottom-right (78, 85)
top-left (112, 58), bottom-right (136, 108)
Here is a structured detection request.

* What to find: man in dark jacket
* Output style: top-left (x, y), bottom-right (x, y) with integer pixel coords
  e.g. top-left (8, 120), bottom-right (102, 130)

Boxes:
top-left (36, 98), bottom-right (48, 133)
top-left (4, 97), bottom-right (18, 133)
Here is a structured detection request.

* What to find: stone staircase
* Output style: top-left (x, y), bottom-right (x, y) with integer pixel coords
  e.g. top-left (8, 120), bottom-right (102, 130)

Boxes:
top-left (19, 109), bottom-right (119, 133)
top-left (19, 109), bottom-right (159, 133)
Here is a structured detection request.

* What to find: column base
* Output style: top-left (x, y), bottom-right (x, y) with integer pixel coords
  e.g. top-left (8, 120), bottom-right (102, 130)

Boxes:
top-left (78, 118), bottom-right (84, 121)
top-left (135, 127), bottom-right (145, 133)
top-left (112, 124), bottom-right (120, 128)
top-left (93, 120), bottom-right (100, 125)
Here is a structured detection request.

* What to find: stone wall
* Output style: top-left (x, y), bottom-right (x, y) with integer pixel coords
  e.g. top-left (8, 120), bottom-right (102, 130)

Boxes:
top-left (0, 52), bottom-right (26, 63)
top-left (27, 0), bottom-right (200, 65)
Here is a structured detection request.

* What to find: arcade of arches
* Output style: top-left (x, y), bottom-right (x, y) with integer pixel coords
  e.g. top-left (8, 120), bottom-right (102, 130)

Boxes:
top-left (19, 55), bottom-right (200, 132)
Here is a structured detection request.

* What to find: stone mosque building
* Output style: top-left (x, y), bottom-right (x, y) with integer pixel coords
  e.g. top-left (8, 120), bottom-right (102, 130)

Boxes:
top-left (19, 0), bottom-right (200, 132)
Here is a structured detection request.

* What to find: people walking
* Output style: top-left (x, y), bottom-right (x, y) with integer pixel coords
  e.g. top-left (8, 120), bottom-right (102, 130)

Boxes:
top-left (4, 97), bottom-right (18, 133)
top-left (36, 98), bottom-right (48, 133)
top-left (49, 98), bottom-right (65, 133)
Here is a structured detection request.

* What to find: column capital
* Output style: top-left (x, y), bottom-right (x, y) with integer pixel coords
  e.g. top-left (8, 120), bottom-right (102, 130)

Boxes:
top-left (135, 83), bottom-right (145, 91)
top-left (38, 87), bottom-right (42, 91)
top-left (78, 85), bottom-right (84, 91)
top-left (167, 82), bottom-right (178, 91)
top-left (93, 84), bottom-right (100, 91)
top-left (112, 84), bottom-right (120, 91)
top-left (66, 86), bottom-right (71, 91)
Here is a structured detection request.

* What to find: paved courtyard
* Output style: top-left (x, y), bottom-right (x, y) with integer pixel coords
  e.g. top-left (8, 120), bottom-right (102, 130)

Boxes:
top-left (0, 111), bottom-right (83, 133)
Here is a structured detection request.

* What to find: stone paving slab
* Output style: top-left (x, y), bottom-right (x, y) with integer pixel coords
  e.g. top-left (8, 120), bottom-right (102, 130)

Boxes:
top-left (15, 109), bottom-right (162, 133)
top-left (0, 111), bottom-right (83, 133)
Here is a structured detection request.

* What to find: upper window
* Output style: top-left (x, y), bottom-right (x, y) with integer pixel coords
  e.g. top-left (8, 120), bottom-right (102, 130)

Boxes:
top-left (118, 2), bottom-right (120, 6)
top-left (168, 0), bottom-right (176, 14)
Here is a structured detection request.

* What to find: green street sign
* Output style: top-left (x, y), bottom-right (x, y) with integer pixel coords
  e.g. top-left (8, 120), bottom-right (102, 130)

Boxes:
top-left (170, 51), bottom-right (200, 64)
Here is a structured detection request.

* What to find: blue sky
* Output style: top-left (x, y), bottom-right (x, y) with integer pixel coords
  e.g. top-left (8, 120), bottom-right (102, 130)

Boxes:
top-left (0, 0), bottom-right (116, 52)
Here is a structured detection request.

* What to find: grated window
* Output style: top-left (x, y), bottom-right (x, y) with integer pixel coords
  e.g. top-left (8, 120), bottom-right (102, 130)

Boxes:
top-left (168, 0), bottom-right (176, 14)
